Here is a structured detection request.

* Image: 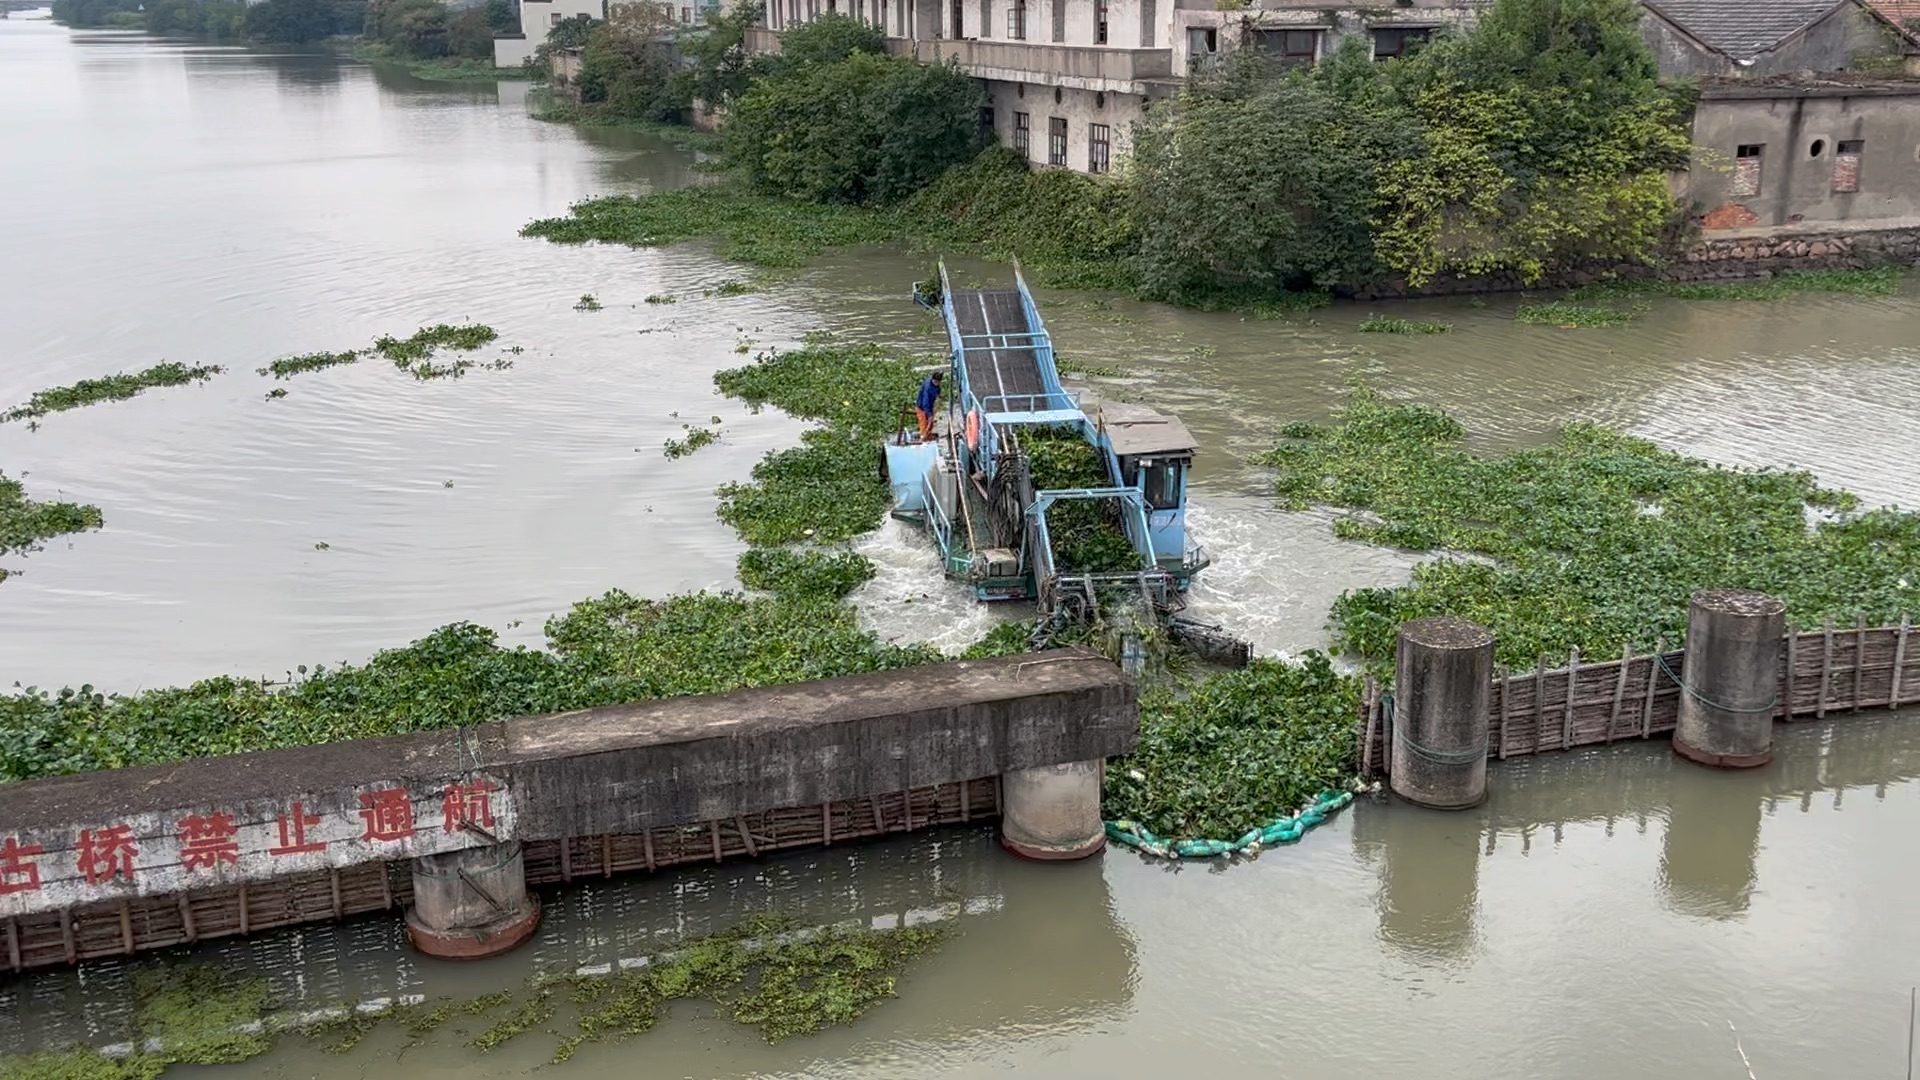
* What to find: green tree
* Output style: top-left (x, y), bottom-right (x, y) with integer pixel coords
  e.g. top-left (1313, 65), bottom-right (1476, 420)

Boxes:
top-left (243, 0), bottom-right (337, 42)
top-left (724, 50), bottom-right (987, 204)
top-left (769, 11), bottom-right (883, 69)
top-left (1370, 0), bottom-right (1692, 285)
top-left (575, 2), bottom-right (689, 121)
top-left (484, 0), bottom-right (515, 31)
top-left (1130, 49), bottom-right (1403, 302)
top-left (446, 4), bottom-right (494, 59)
top-left (682, 0), bottom-right (763, 108)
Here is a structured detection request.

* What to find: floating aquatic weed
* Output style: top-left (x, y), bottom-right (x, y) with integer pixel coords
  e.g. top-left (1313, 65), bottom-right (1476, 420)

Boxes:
top-left (707, 279), bottom-right (759, 298)
top-left (372, 324), bottom-right (499, 365)
top-left (1513, 301), bottom-right (1633, 327)
top-left (1, 473), bottom-right (103, 584)
top-left (258, 351), bottom-right (359, 379)
top-left (737, 548), bottom-right (875, 603)
top-left (663, 425), bottom-right (719, 459)
top-left (643, 293), bottom-right (677, 304)
top-left (574, 293), bottom-right (603, 311)
top-left (1258, 382), bottom-right (1920, 668)
top-left (2, 362), bottom-right (225, 423)
top-left (1358, 314), bottom-right (1451, 334)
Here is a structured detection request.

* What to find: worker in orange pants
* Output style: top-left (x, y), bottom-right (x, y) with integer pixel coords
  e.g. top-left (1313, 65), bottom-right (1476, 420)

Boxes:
top-left (915, 370), bottom-right (943, 443)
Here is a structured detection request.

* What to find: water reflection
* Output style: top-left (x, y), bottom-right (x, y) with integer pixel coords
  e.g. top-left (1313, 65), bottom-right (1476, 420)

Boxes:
top-left (1353, 803), bottom-right (1482, 962)
top-left (0, 826), bottom-right (1135, 1060)
top-left (1659, 766), bottom-right (1764, 919)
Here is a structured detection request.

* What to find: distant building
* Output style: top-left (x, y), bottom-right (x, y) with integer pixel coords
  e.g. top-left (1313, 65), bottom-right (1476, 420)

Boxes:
top-left (1639, 0), bottom-right (1917, 77)
top-left (494, 0), bottom-right (608, 69)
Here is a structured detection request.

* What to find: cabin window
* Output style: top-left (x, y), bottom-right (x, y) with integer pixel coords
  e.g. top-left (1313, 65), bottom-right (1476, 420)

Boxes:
top-left (1141, 461), bottom-right (1181, 510)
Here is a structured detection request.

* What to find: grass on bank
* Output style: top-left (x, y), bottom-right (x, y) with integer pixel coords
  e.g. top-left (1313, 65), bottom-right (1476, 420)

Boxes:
top-left (532, 104), bottom-right (725, 151)
top-left (1260, 383), bottom-right (1920, 669)
top-left (1567, 267), bottom-right (1905, 303)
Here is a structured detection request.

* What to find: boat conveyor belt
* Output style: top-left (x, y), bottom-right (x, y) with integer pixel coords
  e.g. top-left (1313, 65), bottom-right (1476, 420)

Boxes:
top-left (950, 288), bottom-right (1046, 408)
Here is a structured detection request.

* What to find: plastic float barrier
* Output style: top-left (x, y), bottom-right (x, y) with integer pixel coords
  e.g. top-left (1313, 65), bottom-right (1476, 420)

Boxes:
top-left (1105, 789), bottom-right (1355, 860)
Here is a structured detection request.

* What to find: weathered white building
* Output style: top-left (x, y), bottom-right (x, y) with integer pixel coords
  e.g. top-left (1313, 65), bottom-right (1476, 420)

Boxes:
top-left (495, 0), bottom-right (610, 69)
top-left (752, 0), bottom-right (1484, 173)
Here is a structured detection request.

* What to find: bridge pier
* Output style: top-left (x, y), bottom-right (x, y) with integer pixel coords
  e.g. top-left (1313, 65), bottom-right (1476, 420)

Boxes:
top-left (1673, 589), bottom-right (1785, 769)
top-left (405, 841), bottom-right (542, 959)
top-left (1000, 760), bottom-right (1106, 860)
top-left (1390, 617), bottom-right (1495, 809)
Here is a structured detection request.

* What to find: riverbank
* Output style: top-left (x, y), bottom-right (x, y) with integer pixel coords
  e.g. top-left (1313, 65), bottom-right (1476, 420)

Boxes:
top-left (348, 41), bottom-right (532, 82)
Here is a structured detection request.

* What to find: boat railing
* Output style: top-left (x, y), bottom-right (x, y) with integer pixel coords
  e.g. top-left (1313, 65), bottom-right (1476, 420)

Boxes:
top-left (975, 390), bottom-right (1079, 415)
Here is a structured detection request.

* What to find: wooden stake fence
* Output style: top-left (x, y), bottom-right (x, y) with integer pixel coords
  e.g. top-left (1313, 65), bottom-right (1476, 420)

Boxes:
top-left (1360, 619), bottom-right (1919, 777)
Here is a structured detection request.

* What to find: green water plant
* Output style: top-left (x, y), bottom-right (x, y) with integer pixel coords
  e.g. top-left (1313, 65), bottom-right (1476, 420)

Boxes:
top-left (1023, 428), bottom-right (1138, 574)
top-left (663, 425), bottom-right (719, 459)
top-left (1261, 382), bottom-right (1920, 668)
top-left (575, 294), bottom-right (603, 311)
top-left (1, 473), bottom-right (103, 584)
top-left (1513, 301), bottom-right (1633, 327)
top-left (1358, 314), bottom-right (1451, 334)
top-left (2, 363), bottom-right (225, 423)
top-left (372, 324), bottom-right (499, 364)
top-left (1103, 655), bottom-right (1360, 841)
top-left (737, 548), bottom-right (875, 603)
top-left (258, 351), bottom-right (359, 379)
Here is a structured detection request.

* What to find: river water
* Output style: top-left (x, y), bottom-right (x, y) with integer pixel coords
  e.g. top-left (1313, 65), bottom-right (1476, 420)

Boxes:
top-left (4, 16), bottom-right (1920, 1078)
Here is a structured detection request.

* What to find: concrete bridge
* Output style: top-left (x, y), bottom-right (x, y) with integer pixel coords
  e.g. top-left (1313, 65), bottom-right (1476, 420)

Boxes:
top-left (0, 648), bottom-right (1135, 971)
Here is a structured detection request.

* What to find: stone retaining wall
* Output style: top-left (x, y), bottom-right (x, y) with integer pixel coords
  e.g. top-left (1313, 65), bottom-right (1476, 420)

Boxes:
top-left (1347, 223), bottom-right (1920, 300)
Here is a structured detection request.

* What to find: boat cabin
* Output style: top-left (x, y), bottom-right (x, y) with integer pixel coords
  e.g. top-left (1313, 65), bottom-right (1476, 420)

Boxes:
top-left (1097, 402), bottom-right (1198, 568)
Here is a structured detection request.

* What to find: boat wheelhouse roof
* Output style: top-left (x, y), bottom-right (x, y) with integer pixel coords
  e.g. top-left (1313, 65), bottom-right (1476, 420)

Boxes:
top-left (1100, 402), bottom-right (1198, 458)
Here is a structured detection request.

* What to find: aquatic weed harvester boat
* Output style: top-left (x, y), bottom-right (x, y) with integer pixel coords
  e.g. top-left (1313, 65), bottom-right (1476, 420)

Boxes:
top-left (884, 261), bottom-right (1246, 665)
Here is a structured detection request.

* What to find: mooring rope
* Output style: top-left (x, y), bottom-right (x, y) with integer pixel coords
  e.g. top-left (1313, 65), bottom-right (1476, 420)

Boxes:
top-left (1655, 652), bottom-right (1779, 715)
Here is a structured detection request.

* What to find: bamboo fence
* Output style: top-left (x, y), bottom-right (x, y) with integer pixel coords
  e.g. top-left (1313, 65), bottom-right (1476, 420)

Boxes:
top-left (1359, 616), bottom-right (1918, 778)
top-left (3, 776), bottom-right (1001, 974)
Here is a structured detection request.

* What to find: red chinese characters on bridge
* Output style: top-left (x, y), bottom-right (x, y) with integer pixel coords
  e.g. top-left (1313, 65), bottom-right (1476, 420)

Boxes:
top-left (441, 780), bottom-right (498, 834)
top-left (77, 825), bottom-right (138, 885)
top-left (178, 812), bottom-right (240, 871)
top-left (357, 788), bottom-right (417, 843)
top-left (270, 802), bottom-right (326, 856)
top-left (0, 837), bottom-right (45, 895)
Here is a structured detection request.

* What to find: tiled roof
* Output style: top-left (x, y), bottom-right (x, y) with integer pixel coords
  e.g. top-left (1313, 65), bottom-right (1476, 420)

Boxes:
top-left (1863, 0), bottom-right (1920, 37)
top-left (1642, 0), bottom-right (1856, 61)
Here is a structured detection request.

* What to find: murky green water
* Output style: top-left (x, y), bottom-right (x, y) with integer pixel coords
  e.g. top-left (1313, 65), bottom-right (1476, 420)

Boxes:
top-left (4, 16), bottom-right (1920, 1078)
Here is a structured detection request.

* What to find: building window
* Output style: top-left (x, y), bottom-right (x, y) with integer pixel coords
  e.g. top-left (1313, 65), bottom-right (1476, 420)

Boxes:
top-left (1048, 116), bottom-right (1067, 166)
top-left (1089, 123), bottom-right (1110, 174)
top-left (1051, 0), bottom-right (1064, 42)
top-left (1186, 26), bottom-right (1217, 70)
top-left (980, 106), bottom-right (995, 131)
top-left (1833, 139), bottom-right (1863, 193)
top-left (1256, 28), bottom-right (1318, 67)
top-left (1372, 27), bottom-right (1430, 60)
top-left (549, 11), bottom-right (562, 25)
top-left (1013, 111), bottom-right (1031, 159)
top-left (951, 0), bottom-right (962, 37)
top-left (680, 5), bottom-right (691, 19)
top-left (1732, 143), bottom-right (1764, 197)
top-left (1006, 0), bottom-right (1024, 39)
top-left (1094, 0), bottom-right (1107, 43)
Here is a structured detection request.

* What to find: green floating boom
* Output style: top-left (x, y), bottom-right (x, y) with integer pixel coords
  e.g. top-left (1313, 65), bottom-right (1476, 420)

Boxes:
top-left (1105, 790), bottom-right (1355, 860)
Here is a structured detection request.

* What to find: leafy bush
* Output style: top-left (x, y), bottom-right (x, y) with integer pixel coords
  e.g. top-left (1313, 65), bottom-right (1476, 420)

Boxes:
top-left (724, 49), bottom-right (988, 205)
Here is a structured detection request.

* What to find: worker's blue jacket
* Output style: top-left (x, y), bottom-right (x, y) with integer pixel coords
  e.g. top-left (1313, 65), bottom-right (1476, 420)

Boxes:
top-left (917, 376), bottom-right (942, 413)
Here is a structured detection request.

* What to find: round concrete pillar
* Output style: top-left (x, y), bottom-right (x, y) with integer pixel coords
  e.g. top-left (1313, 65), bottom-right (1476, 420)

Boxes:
top-left (1390, 616), bottom-right (1495, 810)
top-left (1001, 760), bottom-right (1105, 860)
top-left (405, 841), bottom-right (541, 960)
top-left (1673, 588), bottom-right (1786, 769)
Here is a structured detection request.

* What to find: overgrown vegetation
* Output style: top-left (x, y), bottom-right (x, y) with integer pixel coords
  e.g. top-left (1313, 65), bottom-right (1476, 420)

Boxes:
top-left (1261, 383), bottom-right (1920, 669)
top-left (0, 966), bottom-right (270, 1078)
top-left (360, 0), bottom-right (515, 62)
top-left (1, 363), bottom-right (224, 424)
top-left (0, 473), bottom-right (103, 585)
top-left (1566, 267), bottom-right (1906, 303)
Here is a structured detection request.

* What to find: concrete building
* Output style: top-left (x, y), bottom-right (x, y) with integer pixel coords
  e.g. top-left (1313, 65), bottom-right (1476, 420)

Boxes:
top-left (753, 0), bottom-right (1484, 174)
top-left (1639, 0), bottom-right (1916, 77)
top-left (1684, 77), bottom-right (1920, 230)
top-left (495, 0), bottom-right (609, 69)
